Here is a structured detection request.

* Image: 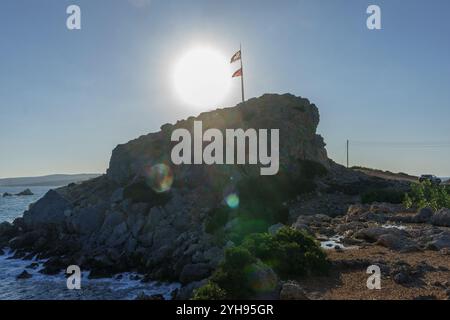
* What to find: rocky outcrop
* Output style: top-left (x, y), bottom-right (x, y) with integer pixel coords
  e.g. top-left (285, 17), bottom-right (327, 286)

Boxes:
top-left (107, 93), bottom-right (330, 184)
top-left (22, 190), bottom-right (72, 229)
top-left (0, 94), bottom-right (333, 285)
top-left (16, 189), bottom-right (34, 196)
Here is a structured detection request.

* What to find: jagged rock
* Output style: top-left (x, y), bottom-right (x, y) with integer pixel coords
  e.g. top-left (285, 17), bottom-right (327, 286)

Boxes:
top-left (431, 208), bottom-right (450, 227)
top-left (16, 270), bottom-right (32, 280)
top-left (68, 204), bottom-right (107, 235)
top-left (107, 94), bottom-right (330, 184)
top-left (376, 233), bottom-right (419, 252)
top-left (110, 188), bottom-right (124, 203)
top-left (16, 189), bottom-right (34, 196)
top-left (426, 232), bottom-right (450, 251)
top-left (413, 207), bottom-right (434, 223)
top-left (22, 190), bottom-right (72, 229)
top-left (2, 192), bottom-right (12, 197)
top-left (280, 281), bottom-right (309, 300)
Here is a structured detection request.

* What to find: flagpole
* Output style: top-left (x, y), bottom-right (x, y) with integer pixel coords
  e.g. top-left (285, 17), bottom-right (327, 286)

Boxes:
top-left (240, 43), bottom-right (245, 103)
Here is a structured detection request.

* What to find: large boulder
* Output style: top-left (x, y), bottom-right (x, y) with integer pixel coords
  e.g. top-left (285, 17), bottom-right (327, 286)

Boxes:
top-left (22, 190), bottom-right (72, 229)
top-left (280, 281), bottom-right (309, 300)
top-left (431, 208), bottom-right (450, 227)
top-left (413, 207), bottom-right (434, 223)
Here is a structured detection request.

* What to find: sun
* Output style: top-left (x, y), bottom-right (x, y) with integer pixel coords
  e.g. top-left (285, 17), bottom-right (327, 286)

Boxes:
top-left (173, 47), bottom-right (231, 109)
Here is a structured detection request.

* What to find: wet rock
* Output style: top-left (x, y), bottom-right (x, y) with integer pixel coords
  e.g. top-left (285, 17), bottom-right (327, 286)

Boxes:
top-left (2, 192), bottom-right (12, 197)
top-left (26, 262), bottom-right (40, 269)
top-left (0, 221), bottom-right (18, 240)
top-left (16, 270), bottom-right (32, 280)
top-left (16, 189), bottom-right (34, 196)
top-left (280, 281), bottom-right (309, 300)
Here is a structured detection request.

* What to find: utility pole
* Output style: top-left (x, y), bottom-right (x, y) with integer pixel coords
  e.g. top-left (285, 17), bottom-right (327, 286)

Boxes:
top-left (346, 140), bottom-right (349, 168)
top-left (240, 43), bottom-right (245, 103)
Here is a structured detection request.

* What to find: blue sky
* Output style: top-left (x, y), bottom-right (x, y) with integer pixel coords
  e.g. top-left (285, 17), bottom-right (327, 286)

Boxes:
top-left (1, 0), bottom-right (449, 178)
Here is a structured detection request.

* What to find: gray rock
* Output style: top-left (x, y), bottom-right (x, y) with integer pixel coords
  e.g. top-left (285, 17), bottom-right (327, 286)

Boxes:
top-left (268, 223), bottom-right (284, 235)
top-left (16, 189), bottom-right (34, 196)
top-left (280, 281), bottom-right (309, 300)
top-left (247, 261), bottom-right (279, 299)
top-left (2, 192), bottom-right (13, 197)
top-left (110, 188), bottom-right (124, 203)
top-left (426, 232), bottom-right (450, 250)
top-left (69, 204), bottom-right (106, 235)
top-left (431, 208), bottom-right (450, 227)
top-left (23, 190), bottom-right (72, 229)
top-left (413, 207), bottom-right (434, 223)
top-left (376, 233), bottom-right (419, 252)
top-left (179, 263), bottom-right (212, 284)
top-left (355, 227), bottom-right (408, 243)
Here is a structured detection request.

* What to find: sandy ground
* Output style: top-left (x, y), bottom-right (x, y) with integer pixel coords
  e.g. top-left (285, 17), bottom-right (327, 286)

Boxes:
top-left (296, 246), bottom-right (450, 300)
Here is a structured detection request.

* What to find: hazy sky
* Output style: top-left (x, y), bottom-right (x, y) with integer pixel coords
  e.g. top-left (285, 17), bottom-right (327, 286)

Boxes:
top-left (1, 0), bottom-right (450, 178)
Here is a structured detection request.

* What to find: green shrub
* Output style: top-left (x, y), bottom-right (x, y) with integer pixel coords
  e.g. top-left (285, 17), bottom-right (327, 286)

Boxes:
top-left (210, 247), bottom-right (256, 299)
top-left (192, 281), bottom-right (227, 300)
top-left (204, 228), bottom-right (329, 299)
top-left (123, 181), bottom-right (171, 205)
top-left (242, 227), bottom-right (329, 279)
top-left (361, 188), bottom-right (405, 204)
top-left (404, 180), bottom-right (450, 211)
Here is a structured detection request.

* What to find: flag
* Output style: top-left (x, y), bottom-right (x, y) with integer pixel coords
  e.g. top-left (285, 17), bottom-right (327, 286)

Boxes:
top-left (230, 50), bottom-right (241, 63)
top-left (232, 68), bottom-right (242, 78)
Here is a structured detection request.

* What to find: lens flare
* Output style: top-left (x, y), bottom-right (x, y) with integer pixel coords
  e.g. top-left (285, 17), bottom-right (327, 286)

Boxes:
top-left (145, 163), bottom-right (174, 193)
top-left (225, 193), bottom-right (239, 209)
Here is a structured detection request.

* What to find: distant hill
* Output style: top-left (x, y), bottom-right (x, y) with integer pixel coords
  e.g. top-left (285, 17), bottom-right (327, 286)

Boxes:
top-left (0, 174), bottom-right (101, 187)
top-left (351, 166), bottom-right (418, 183)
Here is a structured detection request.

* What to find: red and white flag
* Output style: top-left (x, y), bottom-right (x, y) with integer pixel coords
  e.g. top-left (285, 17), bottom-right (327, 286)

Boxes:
top-left (232, 68), bottom-right (242, 78)
top-left (230, 50), bottom-right (241, 63)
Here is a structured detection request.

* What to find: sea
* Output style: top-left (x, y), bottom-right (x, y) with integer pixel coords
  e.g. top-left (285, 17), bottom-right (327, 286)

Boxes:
top-left (0, 186), bottom-right (179, 300)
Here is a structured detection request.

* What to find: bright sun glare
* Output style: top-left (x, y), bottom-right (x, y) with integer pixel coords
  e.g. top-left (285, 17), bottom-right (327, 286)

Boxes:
top-left (174, 47), bottom-right (231, 109)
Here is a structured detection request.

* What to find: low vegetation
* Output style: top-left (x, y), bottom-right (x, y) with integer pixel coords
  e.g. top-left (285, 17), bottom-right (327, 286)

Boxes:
top-left (193, 227), bottom-right (329, 299)
top-left (361, 188), bottom-right (405, 204)
top-left (404, 180), bottom-right (450, 211)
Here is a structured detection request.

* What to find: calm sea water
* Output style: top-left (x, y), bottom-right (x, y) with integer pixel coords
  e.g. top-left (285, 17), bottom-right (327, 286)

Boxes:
top-left (0, 186), bottom-right (179, 300)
